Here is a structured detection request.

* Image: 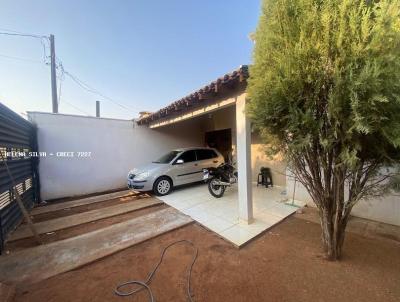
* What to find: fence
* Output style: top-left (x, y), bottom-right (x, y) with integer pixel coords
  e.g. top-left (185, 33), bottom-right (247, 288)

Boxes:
top-left (0, 102), bottom-right (40, 253)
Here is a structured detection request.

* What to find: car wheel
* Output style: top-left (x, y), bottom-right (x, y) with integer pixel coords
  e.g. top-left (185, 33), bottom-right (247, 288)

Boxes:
top-left (153, 177), bottom-right (172, 196)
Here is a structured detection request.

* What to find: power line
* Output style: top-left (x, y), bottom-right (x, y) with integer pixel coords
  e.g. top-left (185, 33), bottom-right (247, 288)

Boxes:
top-left (55, 61), bottom-right (91, 116)
top-left (0, 53), bottom-right (43, 64)
top-left (0, 30), bottom-right (49, 64)
top-left (1, 29), bottom-right (137, 115)
top-left (0, 27), bottom-right (25, 33)
top-left (54, 55), bottom-right (138, 113)
top-left (62, 68), bottom-right (138, 113)
top-left (0, 31), bottom-right (47, 39)
top-left (56, 67), bottom-right (92, 116)
top-left (39, 37), bottom-right (49, 64)
top-left (56, 64), bottom-right (65, 105)
top-left (60, 98), bottom-right (92, 116)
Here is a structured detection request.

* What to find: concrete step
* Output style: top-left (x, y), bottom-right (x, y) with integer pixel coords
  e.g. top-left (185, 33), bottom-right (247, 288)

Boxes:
top-left (9, 197), bottom-right (162, 241)
top-left (31, 189), bottom-right (136, 215)
top-left (0, 207), bottom-right (193, 286)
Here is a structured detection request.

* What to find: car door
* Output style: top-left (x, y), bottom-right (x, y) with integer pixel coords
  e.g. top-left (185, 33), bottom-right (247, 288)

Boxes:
top-left (195, 149), bottom-right (221, 181)
top-left (170, 150), bottom-right (201, 185)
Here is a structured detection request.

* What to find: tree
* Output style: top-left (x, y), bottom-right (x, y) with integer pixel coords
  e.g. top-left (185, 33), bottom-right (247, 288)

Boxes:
top-left (247, 0), bottom-right (400, 260)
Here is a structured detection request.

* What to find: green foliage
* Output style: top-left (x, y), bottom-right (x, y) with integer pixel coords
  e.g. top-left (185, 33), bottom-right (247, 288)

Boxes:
top-left (248, 1), bottom-right (400, 259)
top-left (248, 0), bottom-right (400, 168)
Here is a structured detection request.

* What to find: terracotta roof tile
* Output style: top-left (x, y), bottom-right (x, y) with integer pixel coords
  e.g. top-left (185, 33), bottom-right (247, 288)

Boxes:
top-left (137, 65), bottom-right (248, 125)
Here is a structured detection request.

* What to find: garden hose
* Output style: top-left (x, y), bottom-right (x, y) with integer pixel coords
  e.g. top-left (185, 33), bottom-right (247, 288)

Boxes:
top-left (114, 239), bottom-right (198, 302)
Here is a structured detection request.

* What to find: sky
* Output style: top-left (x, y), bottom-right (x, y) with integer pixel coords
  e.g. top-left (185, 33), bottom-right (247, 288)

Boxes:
top-left (0, 0), bottom-right (260, 120)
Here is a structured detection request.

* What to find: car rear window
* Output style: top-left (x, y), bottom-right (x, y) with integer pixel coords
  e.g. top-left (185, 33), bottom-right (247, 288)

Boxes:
top-left (196, 149), bottom-right (218, 160)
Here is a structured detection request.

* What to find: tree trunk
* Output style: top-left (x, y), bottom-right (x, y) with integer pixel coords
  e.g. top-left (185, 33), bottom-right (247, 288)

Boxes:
top-left (319, 209), bottom-right (347, 260)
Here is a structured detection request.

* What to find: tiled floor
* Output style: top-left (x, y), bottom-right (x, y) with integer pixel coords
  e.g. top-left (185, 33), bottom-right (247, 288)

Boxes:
top-left (158, 182), bottom-right (304, 247)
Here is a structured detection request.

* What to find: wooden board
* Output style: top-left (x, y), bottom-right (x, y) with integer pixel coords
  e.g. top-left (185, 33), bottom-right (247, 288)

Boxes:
top-left (0, 208), bottom-right (193, 286)
top-left (9, 198), bottom-right (162, 241)
top-left (31, 190), bottom-right (136, 215)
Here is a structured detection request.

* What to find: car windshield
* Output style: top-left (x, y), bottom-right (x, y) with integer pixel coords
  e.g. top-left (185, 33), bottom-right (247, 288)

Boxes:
top-left (152, 150), bottom-right (181, 164)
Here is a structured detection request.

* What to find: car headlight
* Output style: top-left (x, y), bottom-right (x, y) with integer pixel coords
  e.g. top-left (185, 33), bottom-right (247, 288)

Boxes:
top-left (134, 172), bottom-right (150, 181)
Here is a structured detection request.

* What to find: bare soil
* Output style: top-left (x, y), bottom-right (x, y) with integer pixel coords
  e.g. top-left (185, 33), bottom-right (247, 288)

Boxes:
top-left (13, 215), bottom-right (400, 302)
top-left (6, 202), bottom-right (168, 252)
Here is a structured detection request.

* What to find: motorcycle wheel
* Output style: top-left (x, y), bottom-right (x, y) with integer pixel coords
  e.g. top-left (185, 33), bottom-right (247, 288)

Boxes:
top-left (208, 178), bottom-right (226, 198)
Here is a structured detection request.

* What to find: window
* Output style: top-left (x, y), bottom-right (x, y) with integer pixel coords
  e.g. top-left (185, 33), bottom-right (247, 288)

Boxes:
top-left (153, 151), bottom-right (180, 164)
top-left (177, 150), bottom-right (196, 163)
top-left (196, 149), bottom-right (218, 160)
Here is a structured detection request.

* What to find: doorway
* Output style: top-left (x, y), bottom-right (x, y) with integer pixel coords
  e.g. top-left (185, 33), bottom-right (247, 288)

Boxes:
top-left (205, 128), bottom-right (232, 162)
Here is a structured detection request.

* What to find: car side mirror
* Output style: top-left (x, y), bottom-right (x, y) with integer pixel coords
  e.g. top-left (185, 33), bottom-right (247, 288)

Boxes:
top-left (176, 159), bottom-right (184, 164)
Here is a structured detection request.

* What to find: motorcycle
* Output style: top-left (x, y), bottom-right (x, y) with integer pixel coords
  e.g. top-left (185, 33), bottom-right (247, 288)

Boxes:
top-left (203, 162), bottom-right (238, 198)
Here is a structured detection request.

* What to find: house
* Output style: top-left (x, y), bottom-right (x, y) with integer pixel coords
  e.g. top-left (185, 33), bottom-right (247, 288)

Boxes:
top-left (135, 65), bottom-right (287, 224)
top-left (26, 65), bottom-right (399, 237)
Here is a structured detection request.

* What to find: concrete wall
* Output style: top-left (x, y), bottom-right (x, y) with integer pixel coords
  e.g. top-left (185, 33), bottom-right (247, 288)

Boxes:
top-left (286, 173), bottom-right (400, 226)
top-left (251, 133), bottom-right (286, 188)
top-left (28, 112), bottom-right (203, 200)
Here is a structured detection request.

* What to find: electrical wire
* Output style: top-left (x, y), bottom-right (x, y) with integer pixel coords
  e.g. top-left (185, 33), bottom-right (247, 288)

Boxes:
top-left (114, 240), bottom-right (198, 302)
top-left (0, 27), bottom-right (27, 33)
top-left (0, 30), bottom-right (50, 64)
top-left (1, 28), bottom-right (136, 115)
top-left (62, 69), bottom-right (138, 113)
top-left (56, 63), bottom-right (65, 105)
top-left (0, 31), bottom-right (47, 39)
top-left (0, 53), bottom-right (43, 64)
top-left (60, 98), bottom-right (92, 116)
top-left (39, 37), bottom-right (49, 64)
top-left (55, 61), bottom-right (97, 116)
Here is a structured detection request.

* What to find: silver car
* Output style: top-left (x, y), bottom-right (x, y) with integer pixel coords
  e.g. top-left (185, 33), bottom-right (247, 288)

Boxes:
top-left (127, 147), bottom-right (224, 195)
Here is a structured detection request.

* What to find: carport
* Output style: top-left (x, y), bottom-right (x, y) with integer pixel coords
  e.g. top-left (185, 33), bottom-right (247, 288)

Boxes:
top-left (138, 66), bottom-right (300, 246)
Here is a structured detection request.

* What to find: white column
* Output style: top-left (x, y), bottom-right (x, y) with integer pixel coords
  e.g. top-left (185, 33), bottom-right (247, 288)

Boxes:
top-left (236, 97), bottom-right (253, 224)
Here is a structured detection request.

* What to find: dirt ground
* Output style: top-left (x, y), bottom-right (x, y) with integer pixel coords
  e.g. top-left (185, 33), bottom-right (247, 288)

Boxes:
top-left (12, 214), bottom-right (400, 302)
top-left (6, 200), bottom-right (167, 252)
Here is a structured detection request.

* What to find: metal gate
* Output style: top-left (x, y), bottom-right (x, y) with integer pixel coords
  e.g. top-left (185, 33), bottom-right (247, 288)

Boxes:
top-left (0, 102), bottom-right (40, 253)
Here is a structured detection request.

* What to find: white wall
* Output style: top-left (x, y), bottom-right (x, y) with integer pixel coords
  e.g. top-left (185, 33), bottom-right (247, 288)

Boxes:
top-left (28, 112), bottom-right (203, 200)
top-left (251, 133), bottom-right (286, 187)
top-left (286, 172), bottom-right (400, 226)
top-left (197, 105), bottom-right (287, 187)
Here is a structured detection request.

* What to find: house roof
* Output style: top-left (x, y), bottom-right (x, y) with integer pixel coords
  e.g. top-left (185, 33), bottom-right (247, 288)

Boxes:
top-left (137, 65), bottom-right (249, 125)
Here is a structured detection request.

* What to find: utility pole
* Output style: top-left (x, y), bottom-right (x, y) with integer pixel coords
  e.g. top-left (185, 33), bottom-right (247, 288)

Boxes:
top-left (50, 34), bottom-right (58, 113)
top-left (96, 101), bottom-right (100, 117)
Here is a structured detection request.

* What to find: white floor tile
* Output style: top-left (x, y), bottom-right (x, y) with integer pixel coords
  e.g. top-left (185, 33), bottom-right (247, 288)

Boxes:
top-left (201, 216), bottom-right (234, 233)
top-left (218, 210), bottom-right (239, 224)
top-left (220, 225), bottom-right (254, 246)
top-left (184, 209), bottom-right (214, 223)
top-left (158, 183), bottom-right (300, 246)
top-left (238, 218), bottom-right (272, 235)
top-left (267, 203), bottom-right (297, 218)
top-left (256, 211), bottom-right (283, 225)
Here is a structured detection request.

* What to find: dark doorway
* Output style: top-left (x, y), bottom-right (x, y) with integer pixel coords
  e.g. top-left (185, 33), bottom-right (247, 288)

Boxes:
top-left (205, 128), bottom-right (232, 162)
